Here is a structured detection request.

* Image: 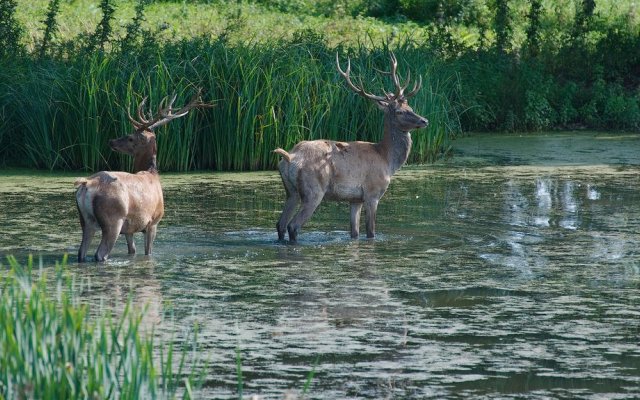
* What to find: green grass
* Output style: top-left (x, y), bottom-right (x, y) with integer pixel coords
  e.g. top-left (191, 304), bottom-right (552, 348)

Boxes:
top-left (0, 255), bottom-right (204, 399)
top-left (13, 0), bottom-right (429, 51)
top-left (13, 0), bottom-right (638, 52)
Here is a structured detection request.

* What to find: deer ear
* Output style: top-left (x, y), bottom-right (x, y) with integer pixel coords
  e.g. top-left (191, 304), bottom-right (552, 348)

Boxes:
top-left (375, 100), bottom-right (389, 110)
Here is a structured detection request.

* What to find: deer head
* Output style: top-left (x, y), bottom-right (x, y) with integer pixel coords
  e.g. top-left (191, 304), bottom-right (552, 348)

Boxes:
top-left (109, 89), bottom-right (213, 172)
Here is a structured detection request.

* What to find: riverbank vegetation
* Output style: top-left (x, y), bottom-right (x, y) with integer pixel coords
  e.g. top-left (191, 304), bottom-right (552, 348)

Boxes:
top-left (0, 0), bottom-right (638, 171)
top-left (0, 255), bottom-right (204, 399)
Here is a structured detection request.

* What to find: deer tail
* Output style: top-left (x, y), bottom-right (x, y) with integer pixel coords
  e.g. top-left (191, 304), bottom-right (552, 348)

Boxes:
top-left (74, 178), bottom-right (88, 188)
top-left (274, 148), bottom-right (292, 163)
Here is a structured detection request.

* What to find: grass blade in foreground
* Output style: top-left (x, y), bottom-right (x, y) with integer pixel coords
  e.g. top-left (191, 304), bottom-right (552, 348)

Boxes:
top-left (0, 255), bottom-right (204, 399)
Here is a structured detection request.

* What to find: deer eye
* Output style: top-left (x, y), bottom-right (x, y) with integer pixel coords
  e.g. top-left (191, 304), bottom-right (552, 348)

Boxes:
top-left (395, 110), bottom-right (404, 115)
top-left (129, 138), bottom-right (134, 142)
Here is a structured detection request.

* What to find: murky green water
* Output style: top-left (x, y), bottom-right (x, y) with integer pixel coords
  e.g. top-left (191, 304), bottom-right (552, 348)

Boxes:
top-left (1, 132), bottom-right (639, 398)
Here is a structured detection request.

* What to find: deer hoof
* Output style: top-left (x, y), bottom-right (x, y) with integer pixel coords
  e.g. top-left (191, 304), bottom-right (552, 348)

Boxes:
top-left (276, 223), bottom-right (286, 241)
top-left (287, 226), bottom-right (298, 242)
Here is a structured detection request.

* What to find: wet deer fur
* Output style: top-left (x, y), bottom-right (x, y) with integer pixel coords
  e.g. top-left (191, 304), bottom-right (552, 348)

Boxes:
top-left (274, 52), bottom-right (429, 241)
top-left (75, 92), bottom-right (211, 262)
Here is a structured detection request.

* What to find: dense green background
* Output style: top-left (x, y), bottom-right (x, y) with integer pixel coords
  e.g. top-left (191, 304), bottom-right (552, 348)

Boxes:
top-left (1, 0), bottom-right (638, 171)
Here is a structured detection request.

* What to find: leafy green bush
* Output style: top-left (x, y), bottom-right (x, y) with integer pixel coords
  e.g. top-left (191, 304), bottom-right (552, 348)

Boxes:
top-left (602, 84), bottom-right (640, 130)
top-left (0, 0), bottom-right (23, 58)
top-left (550, 82), bottom-right (579, 127)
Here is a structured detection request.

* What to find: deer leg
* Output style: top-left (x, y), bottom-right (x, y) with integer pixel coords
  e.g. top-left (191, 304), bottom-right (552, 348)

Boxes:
top-left (125, 234), bottom-right (136, 255)
top-left (95, 220), bottom-right (124, 262)
top-left (144, 224), bottom-right (158, 255)
top-left (78, 223), bottom-right (96, 263)
top-left (364, 199), bottom-right (379, 238)
top-left (277, 193), bottom-right (300, 240)
top-left (350, 202), bottom-right (363, 239)
top-left (76, 189), bottom-right (94, 263)
top-left (287, 195), bottom-right (323, 242)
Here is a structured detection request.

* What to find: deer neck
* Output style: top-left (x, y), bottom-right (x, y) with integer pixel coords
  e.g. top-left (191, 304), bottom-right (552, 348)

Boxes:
top-left (379, 116), bottom-right (412, 174)
top-left (132, 138), bottom-right (158, 174)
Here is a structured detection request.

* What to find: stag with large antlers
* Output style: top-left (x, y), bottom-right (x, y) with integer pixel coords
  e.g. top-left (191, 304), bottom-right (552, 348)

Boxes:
top-left (274, 52), bottom-right (428, 241)
top-left (75, 91), bottom-right (211, 262)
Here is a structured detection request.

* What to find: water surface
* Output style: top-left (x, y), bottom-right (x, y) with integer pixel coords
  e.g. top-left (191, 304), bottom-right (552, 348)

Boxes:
top-left (1, 132), bottom-right (639, 398)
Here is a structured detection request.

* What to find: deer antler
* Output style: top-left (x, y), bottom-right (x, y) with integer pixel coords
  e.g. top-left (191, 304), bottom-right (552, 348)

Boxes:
top-left (336, 52), bottom-right (422, 102)
top-left (128, 89), bottom-right (214, 132)
top-left (403, 74), bottom-right (422, 99)
top-left (336, 53), bottom-right (388, 103)
top-left (127, 97), bottom-right (148, 130)
top-left (373, 51), bottom-right (422, 101)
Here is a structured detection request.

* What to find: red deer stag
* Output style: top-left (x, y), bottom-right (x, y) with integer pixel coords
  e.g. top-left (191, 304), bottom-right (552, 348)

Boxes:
top-left (274, 52), bottom-right (428, 241)
top-left (75, 91), bottom-right (211, 262)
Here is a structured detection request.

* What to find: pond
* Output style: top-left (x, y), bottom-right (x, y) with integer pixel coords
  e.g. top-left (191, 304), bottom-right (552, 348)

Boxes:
top-left (1, 132), bottom-right (639, 398)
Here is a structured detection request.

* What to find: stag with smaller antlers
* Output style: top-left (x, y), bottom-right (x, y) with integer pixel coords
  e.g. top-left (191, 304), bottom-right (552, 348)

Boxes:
top-left (75, 90), bottom-right (212, 262)
top-left (274, 52), bottom-right (428, 241)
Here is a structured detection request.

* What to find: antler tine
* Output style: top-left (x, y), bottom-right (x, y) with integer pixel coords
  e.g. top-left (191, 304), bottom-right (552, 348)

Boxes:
top-left (372, 66), bottom-right (391, 76)
top-left (336, 52), bottom-right (387, 102)
top-left (132, 95), bottom-right (167, 132)
top-left (127, 96), bottom-right (149, 130)
top-left (398, 69), bottom-right (412, 98)
top-left (164, 93), bottom-right (178, 114)
top-left (335, 54), bottom-right (359, 93)
top-left (138, 96), bottom-right (149, 124)
top-left (136, 97), bottom-right (150, 124)
top-left (145, 89), bottom-right (213, 131)
top-left (169, 91), bottom-right (210, 117)
top-left (404, 74), bottom-right (423, 99)
top-left (388, 51), bottom-right (406, 98)
top-left (153, 93), bottom-right (177, 121)
top-left (167, 93), bottom-right (178, 108)
top-left (187, 89), bottom-right (216, 110)
top-left (128, 105), bottom-right (141, 129)
top-left (372, 52), bottom-right (413, 100)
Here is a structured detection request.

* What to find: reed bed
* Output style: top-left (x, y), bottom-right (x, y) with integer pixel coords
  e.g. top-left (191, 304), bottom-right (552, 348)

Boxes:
top-left (0, 255), bottom-right (203, 399)
top-left (0, 38), bottom-right (460, 172)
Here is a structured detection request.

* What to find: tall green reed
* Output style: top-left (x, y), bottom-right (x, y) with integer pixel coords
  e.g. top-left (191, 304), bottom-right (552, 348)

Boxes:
top-left (0, 37), bottom-right (460, 172)
top-left (0, 255), bottom-right (204, 399)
